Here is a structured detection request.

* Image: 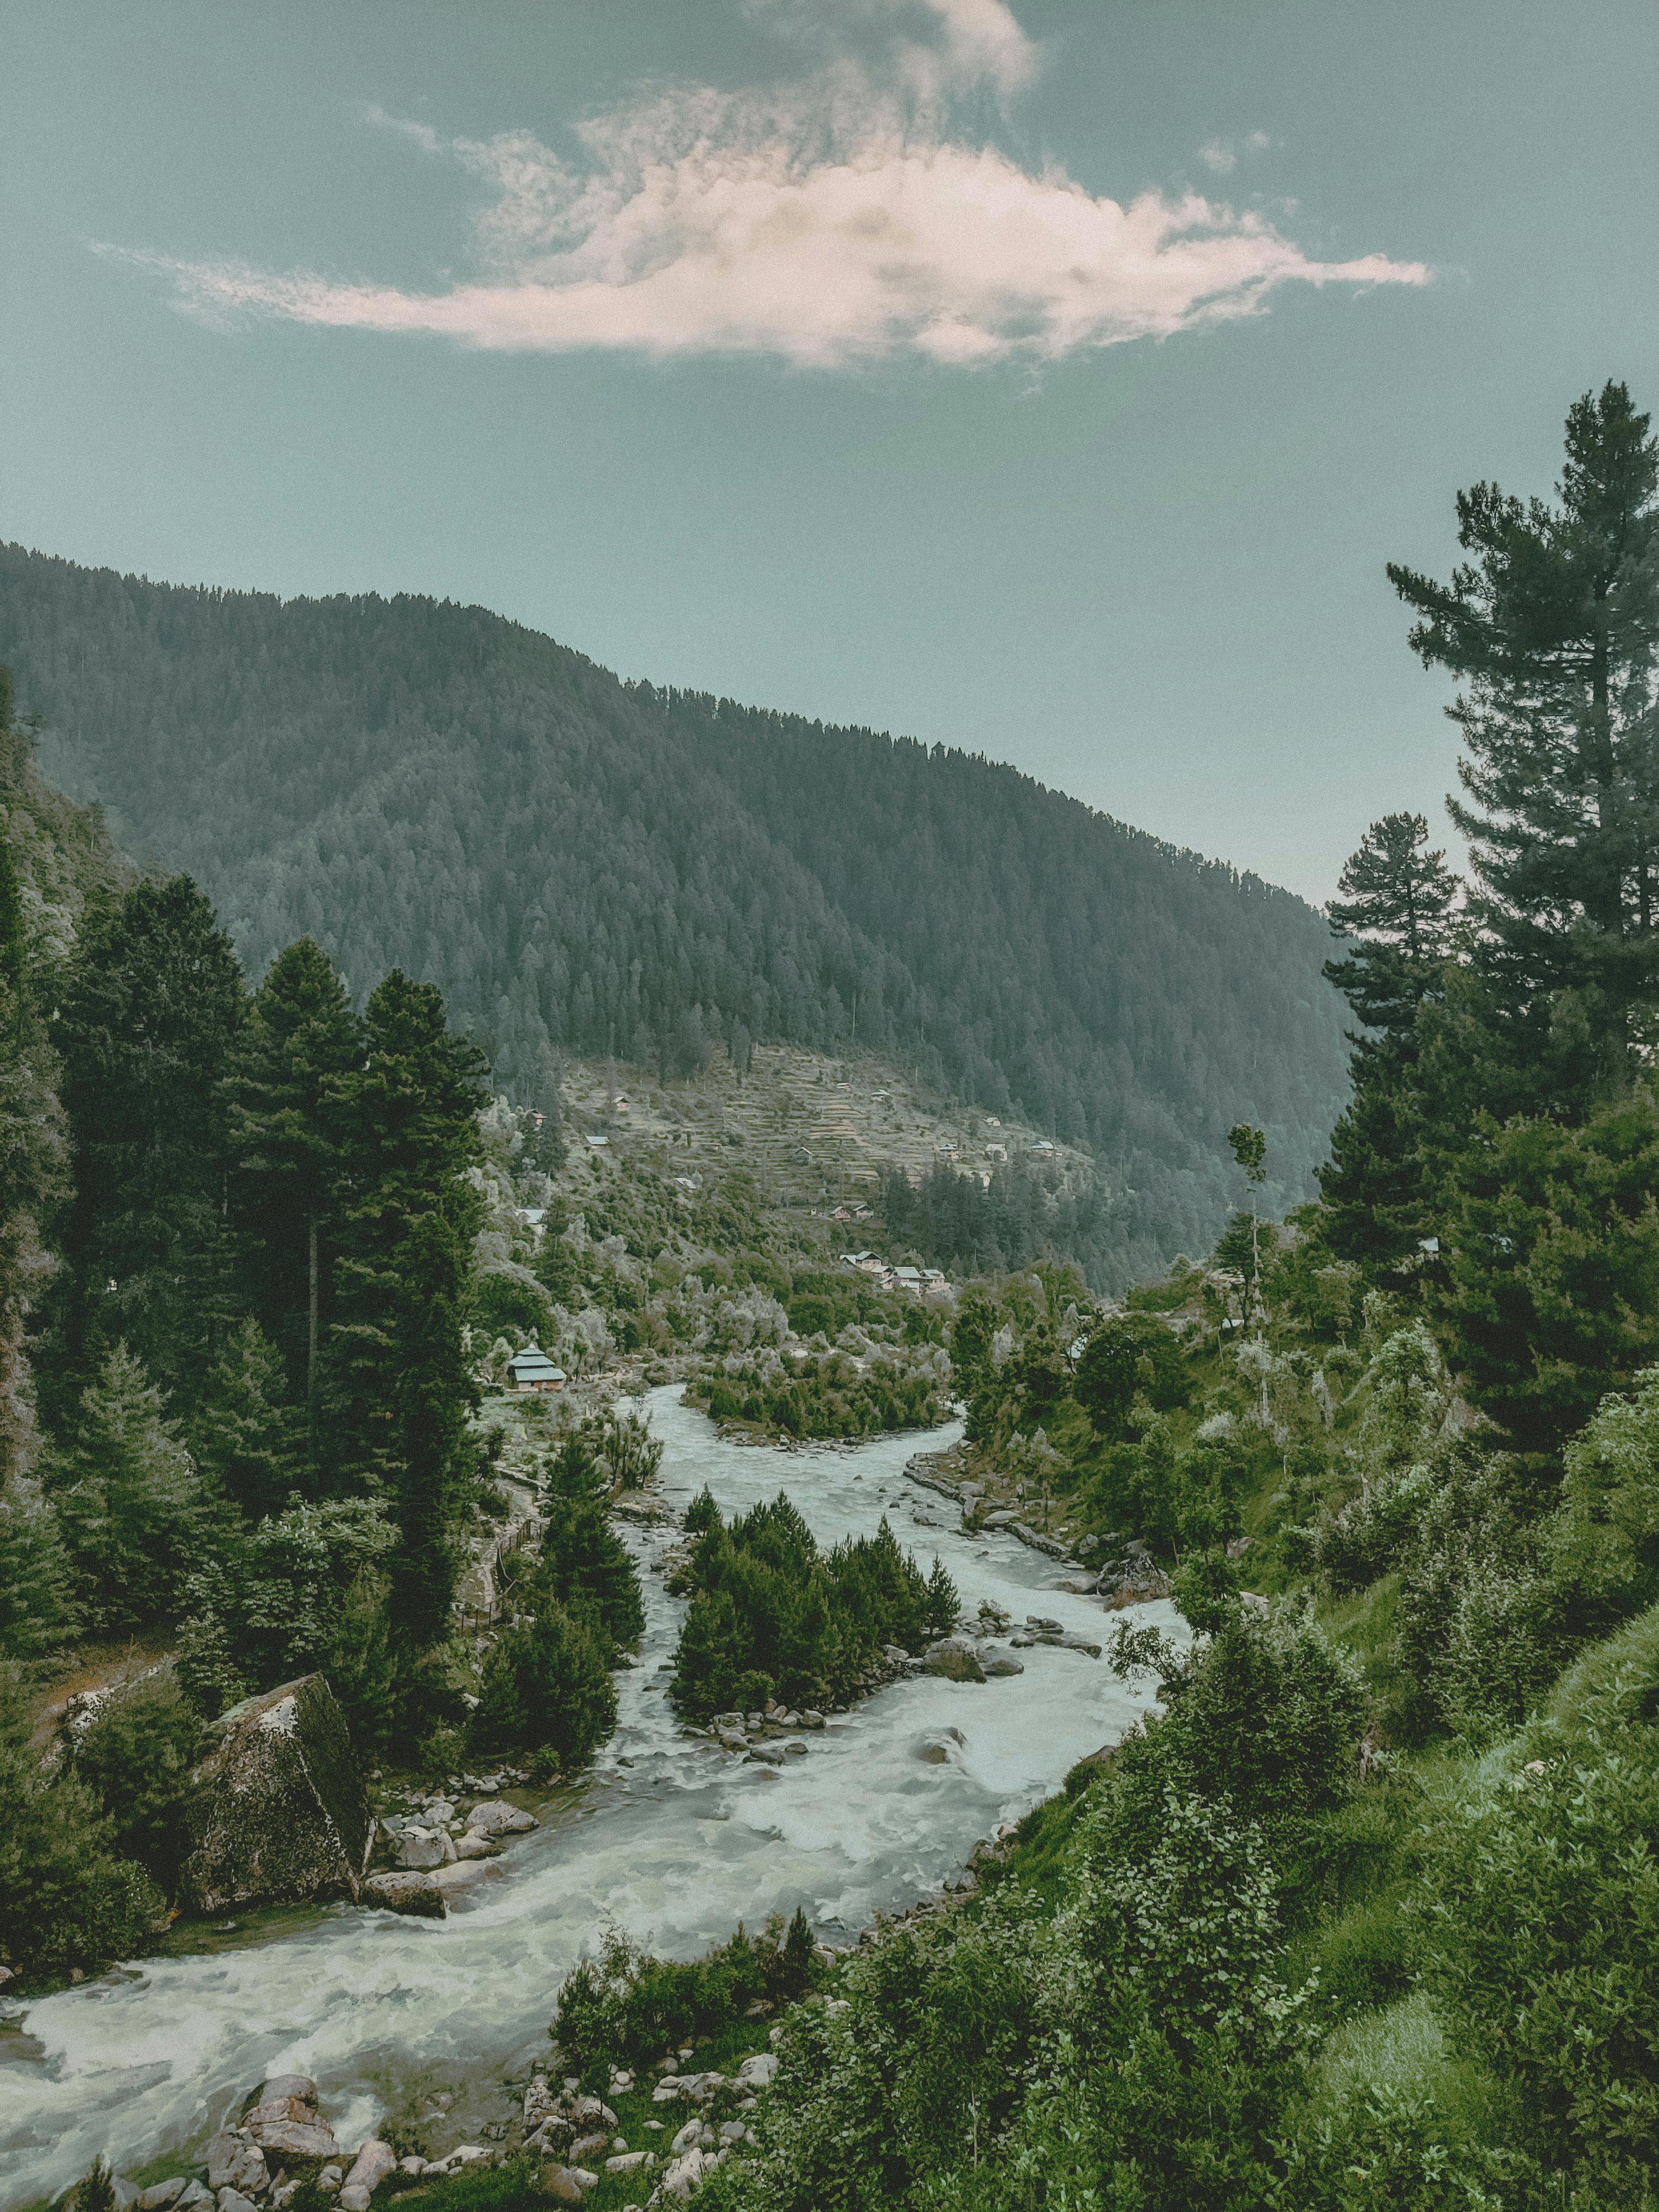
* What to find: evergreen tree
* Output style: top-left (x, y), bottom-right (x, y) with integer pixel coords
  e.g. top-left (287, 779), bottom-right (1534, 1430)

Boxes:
top-left (1322, 812), bottom-right (1462, 1041)
top-left (190, 1316), bottom-right (303, 1522)
top-left (330, 971), bottom-right (486, 1646)
top-left (0, 1473), bottom-right (77, 1657)
top-left (49, 1344), bottom-right (222, 1633)
top-left (228, 938), bottom-right (362, 1453)
top-left (1390, 382), bottom-right (1659, 1102)
top-left (524, 1495), bottom-right (645, 1658)
top-left (924, 1556), bottom-right (959, 1639)
top-left (49, 877), bottom-right (246, 1410)
top-left (471, 1599), bottom-right (617, 1768)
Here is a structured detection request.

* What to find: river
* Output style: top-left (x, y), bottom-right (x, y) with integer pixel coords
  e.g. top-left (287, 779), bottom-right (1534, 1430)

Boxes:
top-left (1, 1387), bottom-right (1182, 2208)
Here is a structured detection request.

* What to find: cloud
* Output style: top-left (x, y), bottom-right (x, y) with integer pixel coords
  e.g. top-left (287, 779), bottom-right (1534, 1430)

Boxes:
top-left (124, 3), bottom-right (1425, 369)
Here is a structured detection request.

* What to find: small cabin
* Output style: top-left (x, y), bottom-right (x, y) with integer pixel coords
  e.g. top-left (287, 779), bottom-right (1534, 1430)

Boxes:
top-left (507, 1343), bottom-right (567, 1394)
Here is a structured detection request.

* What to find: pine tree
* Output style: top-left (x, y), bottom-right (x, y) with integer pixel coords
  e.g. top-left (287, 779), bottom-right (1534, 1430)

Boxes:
top-left (190, 1316), bottom-right (303, 1522)
top-left (50, 1343), bottom-right (223, 1631)
top-left (1322, 813), bottom-right (1461, 1041)
top-left (924, 1556), bottom-right (959, 1639)
top-left (330, 971), bottom-right (486, 1646)
top-left (49, 877), bottom-right (246, 1410)
top-left (1389, 382), bottom-right (1659, 1100)
top-left (228, 938), bottom-right (362, 1455)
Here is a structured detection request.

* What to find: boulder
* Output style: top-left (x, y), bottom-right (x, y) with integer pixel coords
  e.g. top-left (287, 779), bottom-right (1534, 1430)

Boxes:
top-left (736, 2052), bottom-right (779, 2090)
top-left (244, 2074), bottom-right (338, 2166)
top-left (604, 2152), bottom-right (650, 2174)
top-left (464, 1800), bottom-right (538, 1837)
top-left (206, 2136), bottom-right (267, 2197)
top-left (181, 1677), bottom-right (373, 1913)
top-left (343, 2142), bottom-right (396, 2197)
top-left (452, 1832), bottom-right (495, 1860)
top-left (139, 2182), bottom-right (186, 2210)
top-left (362, 1870), bottom-right (446, 1918)
top-left (394, 1828), bottom-right (455, 1870)
top-left (218, 2193), bottom-right (259, 2212)
top-left (568, 2133), bottom-right (609, 2164)
top-left (660, 2148), bottom-right (709, 2200)
top-left (536, 2171), bottom-right (586, 2205)
top-left (922, 1637), bottom-right (986, 1684)
top-left (982, 1654), bottom-right (1024, 1678)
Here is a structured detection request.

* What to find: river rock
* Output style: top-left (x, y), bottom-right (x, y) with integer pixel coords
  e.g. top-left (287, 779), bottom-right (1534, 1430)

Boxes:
top-left (536, 2169), bottom-right (586, 2205)
top-left (181, 1676), bottom-right (373, 1913)
top-left (362, 1869), bottom-right (446, 1918)
top-left (982, 1654), bottom-right (1025, 1677)
top-left (429, 1856), bottom-right (502, 1895)
top-left (922, 1636), bottom-right (985, 1684)
top-left (465, 1800), bottom-right (538, 1837)
top-left (394, 1826), bottom-right (456, 1869)
top-left (218, 2192), bottom-right (259, 2212)
top-left (343, 2142), bottom-right (395, 2198)
top-left (138, 2181), bottom-right (186, 2211)
top-left (207, 2136), bottom-right (268, 2196)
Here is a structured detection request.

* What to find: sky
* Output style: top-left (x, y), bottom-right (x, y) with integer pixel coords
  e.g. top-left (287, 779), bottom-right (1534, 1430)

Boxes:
top-left (4, 0), bottom-right (1658, 904)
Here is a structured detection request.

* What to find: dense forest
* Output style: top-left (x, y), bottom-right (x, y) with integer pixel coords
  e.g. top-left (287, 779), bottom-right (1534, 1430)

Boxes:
top-left (0, 544), bottom-right (1351, 1278)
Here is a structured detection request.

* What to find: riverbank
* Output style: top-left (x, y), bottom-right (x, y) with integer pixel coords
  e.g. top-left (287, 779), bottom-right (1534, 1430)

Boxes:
top-left (2, 1390), bottom-right (1184, 2212)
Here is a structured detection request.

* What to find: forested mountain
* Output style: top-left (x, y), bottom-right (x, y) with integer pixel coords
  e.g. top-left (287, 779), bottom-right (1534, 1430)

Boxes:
top-left (0, 543), bottom-right (1349, 1274)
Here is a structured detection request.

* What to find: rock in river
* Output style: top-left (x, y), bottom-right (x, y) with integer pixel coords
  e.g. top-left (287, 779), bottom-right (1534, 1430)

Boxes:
top-left (922, 1636), bottom-right (986, 1684)
top-left (362, 1870), bottom-right (446, 1918)
top-left (180, 1676), bottom-right (373, 1914)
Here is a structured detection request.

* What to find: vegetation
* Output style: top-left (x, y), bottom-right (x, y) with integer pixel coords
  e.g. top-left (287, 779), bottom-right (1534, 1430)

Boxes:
top-left (670, 1491), bottom-right (958, 1720)
top-left (552, 1913), bottom-right (816, 2076)
top-left (686, 1340), bottom-right (950, 1439)
top-left (0, 542), bottom-right (1353, 1281)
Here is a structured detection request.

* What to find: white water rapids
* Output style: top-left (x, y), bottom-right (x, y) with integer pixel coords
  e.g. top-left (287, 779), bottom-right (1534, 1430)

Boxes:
top-left (2, 1388), bottom-right (1182, 2207)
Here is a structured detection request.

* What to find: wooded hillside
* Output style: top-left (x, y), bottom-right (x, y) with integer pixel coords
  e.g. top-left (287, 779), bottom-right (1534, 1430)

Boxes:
top-left (0, 544), bottom-right (1350, 1279)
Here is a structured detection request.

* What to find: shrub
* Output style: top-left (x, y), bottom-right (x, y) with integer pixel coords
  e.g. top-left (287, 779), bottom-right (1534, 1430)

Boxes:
top-left (1073, 1313), bottom-right (1188, 1439)
top-left (71, 1671), bottom-right (206, 1896)
top-left (552, 1912), bottom-right (816, 2077)
top-left (0, 1663), bottom-right (163, 1976)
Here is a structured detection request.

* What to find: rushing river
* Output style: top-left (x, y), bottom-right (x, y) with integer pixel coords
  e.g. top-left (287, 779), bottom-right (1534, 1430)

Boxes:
top-left (1, 1388), bottom-right (1182, 2208)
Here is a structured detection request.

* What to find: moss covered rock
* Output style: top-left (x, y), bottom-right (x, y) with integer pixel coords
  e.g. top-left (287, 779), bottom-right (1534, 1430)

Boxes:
top-left (180, 1675), bottom-right (372, 1912)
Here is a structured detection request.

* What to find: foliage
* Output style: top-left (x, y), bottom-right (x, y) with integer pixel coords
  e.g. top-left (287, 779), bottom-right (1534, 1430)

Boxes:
top-left (471, 1599), bottom-right (617, 1770)
top-left (48, 1343), bottom-right (225, 1634)
top-left (0, 1662), bottom-right (163, 1976)
top-left (0, 545), bottom-right (1353, 1286)
top-left (688, 1341), bottom-right (950, 1440)
top-left (190, 1317), bottom-right (304, 1523)
top-left (1073, 1312), bottom-right (1188, 1439)
top-left (70, 1671), bottom-right (206, 1897)
top-left (517, 1495), bottom-right (644, 1661)
top-left (552, 1913), bottom-right (816, 2077)
top-left (670, 1493), bottom-right (937, 1720)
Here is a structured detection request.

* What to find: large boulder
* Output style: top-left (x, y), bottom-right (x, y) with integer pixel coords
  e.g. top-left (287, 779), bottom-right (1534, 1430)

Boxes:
top-left (923, 1637), bottom-right (986, 1684)
top-left (181, 1676), bottom-right (372, 1913)
top-left (244, 2077), bottom-right (340, 2166)
top-left (362, 1870), bottom-right (446, 1919)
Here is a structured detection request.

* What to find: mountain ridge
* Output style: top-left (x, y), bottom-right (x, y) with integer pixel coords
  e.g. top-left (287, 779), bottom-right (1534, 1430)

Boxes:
top-left (0, 540), bottom-right (1349, 1283)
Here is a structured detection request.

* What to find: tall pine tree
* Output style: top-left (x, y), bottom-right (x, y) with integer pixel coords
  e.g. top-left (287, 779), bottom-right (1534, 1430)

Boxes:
top-left (228, 937), bottom-right (362, 1456)
top-left (330, 971), bottom-right (486, 1648)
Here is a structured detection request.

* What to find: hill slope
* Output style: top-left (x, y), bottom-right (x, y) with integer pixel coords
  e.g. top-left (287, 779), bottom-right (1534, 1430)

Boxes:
top-left (0, 542), bottom-right (1348, 1280)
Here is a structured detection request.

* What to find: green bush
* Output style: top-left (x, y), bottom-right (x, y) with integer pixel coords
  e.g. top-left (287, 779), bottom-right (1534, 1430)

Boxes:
top-left (0, 1663), bottom-right (163, 1976)
top-left (552, 1911), bottom-right (815, 2076)
top-left (471, 1599), bottom-right (616, 1770)
top-left (71, 1670), bottom-right (206, 1897)
top-left (1073, 1312), bottom-right (1188, 1439)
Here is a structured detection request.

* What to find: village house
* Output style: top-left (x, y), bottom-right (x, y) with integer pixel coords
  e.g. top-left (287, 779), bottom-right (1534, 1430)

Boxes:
top-left (506, 1343), bottom-right (567, 1393)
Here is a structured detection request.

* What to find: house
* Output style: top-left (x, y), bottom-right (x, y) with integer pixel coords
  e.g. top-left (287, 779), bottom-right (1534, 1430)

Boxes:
top-left (506, 1343), bottom-right (566, 1393)
top-left (1030, 1139), bottom-right (1056, 1155)
top-left (585, 1133), bottom-right (609, 1147)
top-left (611, 1094), bottom-right (631, 1114)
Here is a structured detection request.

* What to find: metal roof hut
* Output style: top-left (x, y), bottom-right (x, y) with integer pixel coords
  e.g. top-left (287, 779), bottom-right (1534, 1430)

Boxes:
top-left (506, 1343), bottom-right (566, 1393)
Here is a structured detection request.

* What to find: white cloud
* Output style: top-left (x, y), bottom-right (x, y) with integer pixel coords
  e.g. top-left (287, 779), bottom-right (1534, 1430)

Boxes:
top-left (126, 4), bottom-right (1425, 369)
top-left (1198, 142), bottom-right (1237, 175)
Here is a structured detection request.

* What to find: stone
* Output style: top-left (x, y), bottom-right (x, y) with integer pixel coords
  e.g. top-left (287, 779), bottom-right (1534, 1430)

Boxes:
top-left (660, 2148), bottom-right (708, 2201)
top-left (394, 1828), bottom-right (455, 1870)
top-left (178, 2185), bottom-right (214, 2210)
top-left (181, 1676), bottom-right (373, 1913)
top-left (337, 2191), bottom-right (369, 2211)
top-left (982, 1655), bottom-right (1025, 1678)
top-left (719, 2121), bottom-right (746, 2143)
top-left (139, 2181), bottom-right (187, 2210)
top-left (316, 2168), bottom-right (342, 2193)
top-left (783, 1740), bottom-right (807, 1756)
top-left (343, 2142), bottom-right (396, 2197)
top-left (465, 1800), bottom-right (538, 1836)
top-left (568, 2133), bottom-right (609, 2164)
top-left (537, 2170), bottom-right (586, 2205)
top-left (652, 2079), bottom-right (684, 2104)
top-left (604, 2152), bottom-right (650, 2173)
top-left (247, 2122), bottom-right (338, 2164)
top-left (569, 2096), bottom-right (617, 2128)
top-left (362, 1869), bottom-right (446, 1918)
top-left (747, 1743), bottom-right (785, 1765)
top-left (218, 2193), bottom-right (259, 2212)
top-left (207, 2137), bottom-right (268, 2197)
top-left (453, 1832), bottom-right (495, 1859)
top-left (112, 2184), bottom-right (138, 2212)
top-left (922, 1636), bottom-right (986, 1684)
top-left (736, 2052), bottom-right (779, 2089)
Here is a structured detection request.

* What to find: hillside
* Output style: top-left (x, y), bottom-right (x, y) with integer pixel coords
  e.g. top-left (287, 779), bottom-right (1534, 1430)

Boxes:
top-left (0, 543), bottom-right (1350, 1283)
